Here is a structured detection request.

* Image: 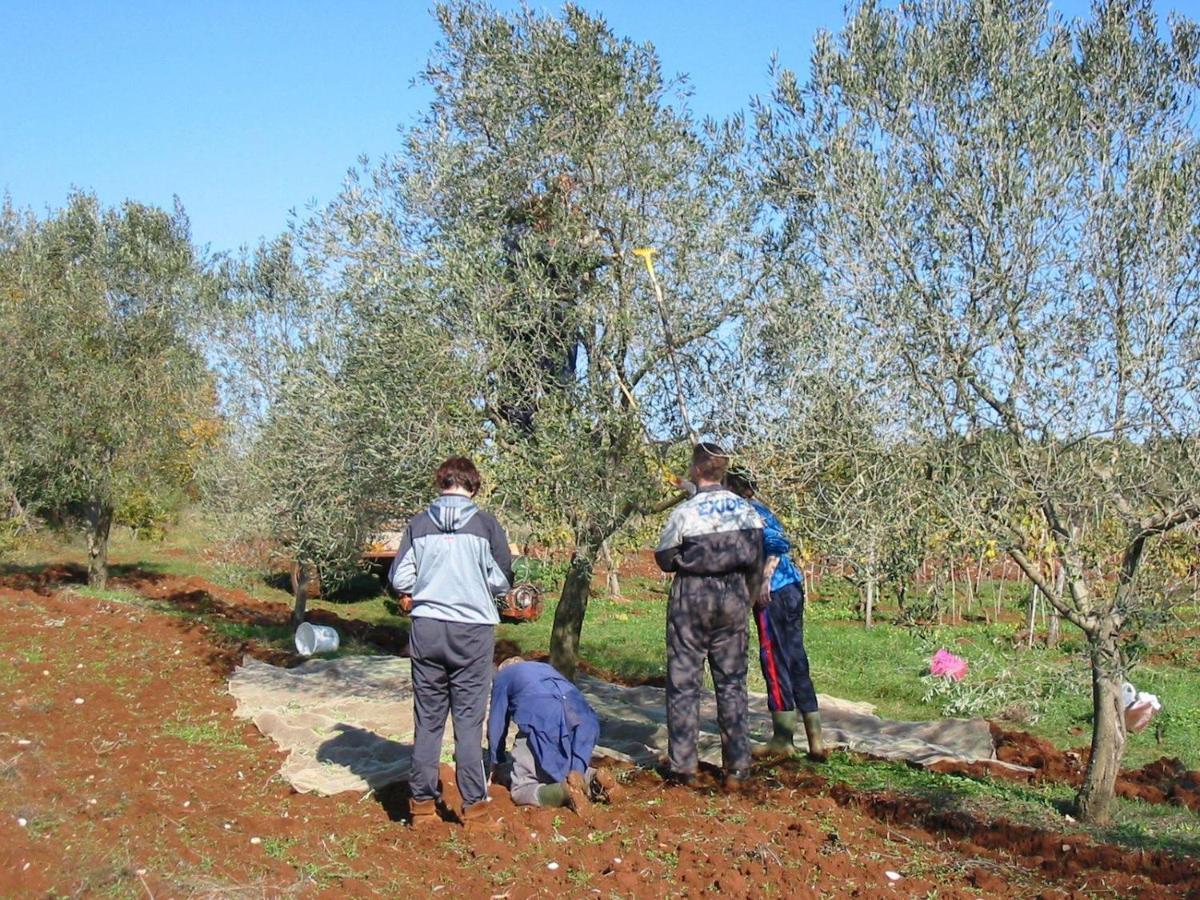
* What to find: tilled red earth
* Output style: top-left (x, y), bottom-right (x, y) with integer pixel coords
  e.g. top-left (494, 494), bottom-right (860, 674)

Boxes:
top-left (2, 566), bottom-right (1199, 897)
top-left (930, 725), bottom-right (1200, 814)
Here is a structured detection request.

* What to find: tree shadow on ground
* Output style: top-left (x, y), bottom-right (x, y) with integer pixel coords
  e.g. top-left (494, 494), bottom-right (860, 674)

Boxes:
top-left (0, 560), bottom-right (411, 670)
top-left (263, 568), bottom-right (389, 604)
top-left (315, 723), bottom-right (413, 800)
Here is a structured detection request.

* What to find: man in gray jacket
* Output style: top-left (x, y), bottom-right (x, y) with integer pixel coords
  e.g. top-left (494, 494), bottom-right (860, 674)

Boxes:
top-left (389, 457), bottom-right (513, 828)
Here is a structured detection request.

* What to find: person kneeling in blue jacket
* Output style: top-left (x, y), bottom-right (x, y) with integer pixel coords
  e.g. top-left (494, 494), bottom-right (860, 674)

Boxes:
top-left (487, 658), bottom-right (621, 809)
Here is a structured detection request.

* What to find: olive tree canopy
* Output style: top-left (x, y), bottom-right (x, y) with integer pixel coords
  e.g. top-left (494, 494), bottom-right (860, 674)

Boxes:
top-left (758, 0), bottom-right (1200, 823)
top-left (0, 193), bottom-right (211, 586)
top-left (322, 1), bottom-right (771, 677)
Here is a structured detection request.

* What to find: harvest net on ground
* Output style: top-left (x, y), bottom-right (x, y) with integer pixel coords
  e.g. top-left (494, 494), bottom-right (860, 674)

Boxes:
top-left (229, 656), bottom-right (1024, 796)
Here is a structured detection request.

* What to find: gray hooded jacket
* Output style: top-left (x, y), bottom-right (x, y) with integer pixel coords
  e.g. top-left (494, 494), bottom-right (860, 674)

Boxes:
top-left (388, 494), bottom-right (514, 625)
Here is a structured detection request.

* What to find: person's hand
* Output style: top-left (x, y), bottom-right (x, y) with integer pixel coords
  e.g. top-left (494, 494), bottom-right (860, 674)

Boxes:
top-left (754, 580), bottom-right (772, 611)
top-left (755, 557), bottom-right (780, 610)
top-left (670, 476), bottom-right (698, 497)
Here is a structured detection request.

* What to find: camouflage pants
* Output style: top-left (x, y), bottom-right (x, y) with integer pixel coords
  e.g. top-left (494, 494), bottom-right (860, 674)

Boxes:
top-left (665, 574), bottom-right (750, 775)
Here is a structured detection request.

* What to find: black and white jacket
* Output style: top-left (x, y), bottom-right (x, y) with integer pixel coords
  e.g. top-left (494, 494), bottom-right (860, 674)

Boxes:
top-left (654, 484), bottom-right (764, 606)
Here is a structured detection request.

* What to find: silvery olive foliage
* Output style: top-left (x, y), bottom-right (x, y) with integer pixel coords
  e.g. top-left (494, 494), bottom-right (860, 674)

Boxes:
top-left (203, 234), bottom-right (478, 622)
top-left (0, 193), bottom-right (211, 587)
top-left (318, 2), bottom-right (772, 676)
top-left (756, 0), bottom-right (1200, 823)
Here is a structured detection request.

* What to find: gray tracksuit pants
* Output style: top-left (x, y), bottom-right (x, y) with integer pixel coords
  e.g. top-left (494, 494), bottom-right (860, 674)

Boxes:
top-left (666, 573), bottom-right (751, 776)
top-left (503, 735), bottom-right (599, 806)
top-left (409, 616), bottom-right (495, 808)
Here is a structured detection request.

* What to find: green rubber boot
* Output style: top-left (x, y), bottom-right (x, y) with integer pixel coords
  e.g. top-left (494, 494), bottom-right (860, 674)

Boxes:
top-left (536, 783), bottom-right (570, 807)
top-left (802, 711), bottom-right (828, 762)
top-left (754, 710), bottom-right (798, 758)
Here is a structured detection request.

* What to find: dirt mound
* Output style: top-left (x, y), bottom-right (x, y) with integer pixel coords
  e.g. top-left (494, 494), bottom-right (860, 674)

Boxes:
top-left (1119, 758), bottom-right (1200, 812)
top-left (928, 725), bottom-right (1200, 815)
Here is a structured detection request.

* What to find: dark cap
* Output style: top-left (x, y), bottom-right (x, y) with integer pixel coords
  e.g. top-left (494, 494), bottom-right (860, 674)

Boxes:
top-left (725, 465), bottom-right (757, 497)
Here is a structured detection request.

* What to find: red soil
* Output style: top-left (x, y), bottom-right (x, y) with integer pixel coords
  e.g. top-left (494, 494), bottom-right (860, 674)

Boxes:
top-left (1, 564), bottom-right (1197, 897)
top-left (927, 725), bottom-right (1200, 814)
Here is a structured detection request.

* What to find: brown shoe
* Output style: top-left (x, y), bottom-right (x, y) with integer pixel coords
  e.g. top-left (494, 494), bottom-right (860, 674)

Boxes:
top-left (409, 797), bottom-right (440, 829)
top-left (565, 771), bottom-right (591, 812)
top-left (460, 799), bottom-right (502, 833)
top-left (722, 769), bottom-right (750, 794)
top-left (589, 768), bottom-right (624, 804)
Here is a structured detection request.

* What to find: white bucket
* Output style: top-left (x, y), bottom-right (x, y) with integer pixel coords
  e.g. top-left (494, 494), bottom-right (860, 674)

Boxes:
top-left (295, 623), bottom-right (339, 656)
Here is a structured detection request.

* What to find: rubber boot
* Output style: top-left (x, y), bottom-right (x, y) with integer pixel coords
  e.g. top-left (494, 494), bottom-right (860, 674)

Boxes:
top-left (753, 710), bottom-right (798, 758)
top-left (802, 711), bottom-right (828, 762)
top-left (536, 783), bottom-right (570, 807)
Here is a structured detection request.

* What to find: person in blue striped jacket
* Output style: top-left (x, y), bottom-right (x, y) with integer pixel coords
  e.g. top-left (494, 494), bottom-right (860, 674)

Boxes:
top-left (725, 467), bottom-right (826, 761)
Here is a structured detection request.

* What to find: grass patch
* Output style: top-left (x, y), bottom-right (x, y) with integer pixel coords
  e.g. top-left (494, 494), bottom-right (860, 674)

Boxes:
top-left (262, 836), bottom-right (297, 860)
top-left (208, 619), bottom-right (293, 645)
top-left (814, 751), bottom-right (1200, 858)
top-left (160, 713), bottom-right (247, 751)
top-left (0, 660), bottom-right (19, 687)
top-left (67, 585), bottom-right (146, 605)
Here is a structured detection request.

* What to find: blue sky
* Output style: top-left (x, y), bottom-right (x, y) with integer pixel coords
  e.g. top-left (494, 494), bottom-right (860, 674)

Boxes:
top-left (2, 0), bottom-right (1125, 254)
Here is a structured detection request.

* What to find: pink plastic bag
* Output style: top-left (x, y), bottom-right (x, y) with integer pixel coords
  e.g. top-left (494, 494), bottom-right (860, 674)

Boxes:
top-left (1124, 701), bottom-right (1157, 733)
top-left (930, 649), bottom-right (969, 682)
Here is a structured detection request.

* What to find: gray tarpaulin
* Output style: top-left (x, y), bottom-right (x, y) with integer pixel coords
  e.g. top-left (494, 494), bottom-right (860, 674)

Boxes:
top-left (229, 656), bottom-right (1004, 796)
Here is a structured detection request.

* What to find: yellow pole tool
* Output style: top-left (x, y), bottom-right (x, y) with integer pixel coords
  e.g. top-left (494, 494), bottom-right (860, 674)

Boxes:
top-left (632, 247), bottom-right (699, 447)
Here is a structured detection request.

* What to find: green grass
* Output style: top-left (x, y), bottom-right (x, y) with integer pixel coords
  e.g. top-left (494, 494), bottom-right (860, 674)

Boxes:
top-left (813, 750), bottom-right (1200, 858)
top-left (160, 712), bottom-right (248, 751)
top-left (262, 836), bottom-right (297, 860)
top-left (495, 575), bottom-right (670, 681)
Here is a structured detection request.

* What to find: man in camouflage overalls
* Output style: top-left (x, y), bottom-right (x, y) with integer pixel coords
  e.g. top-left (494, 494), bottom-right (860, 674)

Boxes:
top-left (655, 442), bottom-right (764, 789)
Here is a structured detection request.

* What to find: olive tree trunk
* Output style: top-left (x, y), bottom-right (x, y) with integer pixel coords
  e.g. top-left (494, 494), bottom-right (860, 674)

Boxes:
top-left (85, 502), bottom-right (114, 589)
top-left (549, 541), bottom-right (600, 681)
top-left (601, 540), bottom-right (622, 599)
top-left (1075, 631), bottom-right (1126, 825)
top-left (290, 561), bottom-right (312, 628)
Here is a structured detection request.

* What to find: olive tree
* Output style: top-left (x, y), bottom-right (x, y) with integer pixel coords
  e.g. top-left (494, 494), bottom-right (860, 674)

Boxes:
top-left (205, 235), bottom-right (480, 624)
top-left (760, 0), bottom-right (1200, 823)
top-left (0, 193), bottom-right (210, 587)
top-left (326, 2), bottom-right (769, 678)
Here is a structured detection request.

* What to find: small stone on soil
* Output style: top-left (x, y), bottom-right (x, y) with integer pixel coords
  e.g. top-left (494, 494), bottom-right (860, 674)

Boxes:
top-left (74, 698), bottom-right (84, 704)
top-left (17, 818), bottom-right (27, 827)
top-left (547, 862), bottom-right (559, 870)
top-left (885, 871), bottom-right (902, 881)
top-left (250, 837), bottom-right (261, 845)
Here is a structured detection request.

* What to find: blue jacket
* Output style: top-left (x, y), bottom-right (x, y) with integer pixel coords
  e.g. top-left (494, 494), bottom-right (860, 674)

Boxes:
top-left (486, 661), bottom-right (600, 782)
top-left (751, 500), bottom-right (804, 593)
